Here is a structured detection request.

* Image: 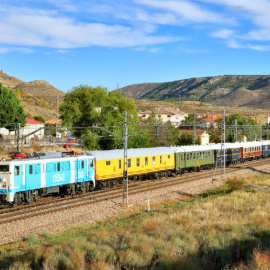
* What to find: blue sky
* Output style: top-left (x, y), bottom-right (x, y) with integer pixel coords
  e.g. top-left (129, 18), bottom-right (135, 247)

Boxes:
top-left (0, 0), bottom-right (270, 92)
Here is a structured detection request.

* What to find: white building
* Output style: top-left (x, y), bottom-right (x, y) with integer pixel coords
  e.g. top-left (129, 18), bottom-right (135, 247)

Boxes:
top-left (138, 109), bottom-right (188, 126)
top-left (22, 118), bottom-right (45, 143)
top-left (0, 118), bottom-right (45, 145)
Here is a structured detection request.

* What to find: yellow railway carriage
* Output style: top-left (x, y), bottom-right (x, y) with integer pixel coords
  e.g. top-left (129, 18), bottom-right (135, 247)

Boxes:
top-left (87, 147), bottom-right (175, 187)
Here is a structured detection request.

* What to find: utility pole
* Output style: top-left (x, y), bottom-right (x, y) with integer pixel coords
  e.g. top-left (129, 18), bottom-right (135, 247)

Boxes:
top-left (193, 112), bottom-right (196, 145)
top-left (91, 112), bottom-right (129, 204)
top-left (56, 95), bottom-right (59, 137)
top-left (234, 119), bottom-right (238, 142)
top-left (123, 111), bottom-right (128, 204)
top-left (221, 110), bottom-right (226, 178)
top-left (16, 123), bottom-right (21, 152)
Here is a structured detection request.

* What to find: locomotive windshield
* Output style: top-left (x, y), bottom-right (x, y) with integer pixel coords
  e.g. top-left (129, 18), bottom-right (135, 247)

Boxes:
top-left (0, 165), bottom-right (9, 172)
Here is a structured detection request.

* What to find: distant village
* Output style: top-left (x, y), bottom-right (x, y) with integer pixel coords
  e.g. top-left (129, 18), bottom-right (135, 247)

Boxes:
top-left (0, 107), bottom-right (269, 151)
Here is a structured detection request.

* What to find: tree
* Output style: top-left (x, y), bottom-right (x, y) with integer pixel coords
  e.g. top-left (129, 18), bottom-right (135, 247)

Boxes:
top-left (81, 130), bottom-right (100, 150)
top-left (60, 85), bottom-right (139, 150)
top-left (15, 88), bottom-right (21, 100)
top-left (34, 116), bottom-right (45, 123)
top-left (181, 113), bottom-right (200, 125)
top-left (224, 113), bottom-right (259, 142)
top-left (0, 84), bottom-right (26, 128)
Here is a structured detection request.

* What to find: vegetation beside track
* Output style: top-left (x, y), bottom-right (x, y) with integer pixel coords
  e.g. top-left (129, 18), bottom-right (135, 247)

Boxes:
top-left (1, 174), bottom-right (270, 270)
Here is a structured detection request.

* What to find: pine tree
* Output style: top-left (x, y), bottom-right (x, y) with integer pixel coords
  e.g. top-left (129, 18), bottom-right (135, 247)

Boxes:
top-left (0, 84), bottom-right (27, 128)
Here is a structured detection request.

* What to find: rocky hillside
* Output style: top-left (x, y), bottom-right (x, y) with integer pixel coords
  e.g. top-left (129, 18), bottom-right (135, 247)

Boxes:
top-left (117, 75), bottom-right (270, 109)
top-left (0, 71), bottom-right (65, 120)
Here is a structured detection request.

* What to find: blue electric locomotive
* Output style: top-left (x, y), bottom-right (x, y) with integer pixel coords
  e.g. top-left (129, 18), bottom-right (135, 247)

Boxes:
top-left (0, 151), bottom-right (95, 206)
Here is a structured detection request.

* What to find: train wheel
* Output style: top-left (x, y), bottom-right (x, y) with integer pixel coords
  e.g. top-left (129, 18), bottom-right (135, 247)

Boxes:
top-left (88, 182), bottom-right (94, 191)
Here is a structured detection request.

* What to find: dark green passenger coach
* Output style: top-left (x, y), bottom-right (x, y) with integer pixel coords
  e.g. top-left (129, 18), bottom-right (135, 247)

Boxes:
top-left (172, 145), bottom-right (215, 174)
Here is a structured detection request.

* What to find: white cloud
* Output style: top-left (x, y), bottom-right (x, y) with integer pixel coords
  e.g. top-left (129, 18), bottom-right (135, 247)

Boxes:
top-left (200, 0), bottom-right (270, 40)
top-left (135, 0), bottom-right (232, 24)
top-left (211, 29), bottom-right (234, 39)
top-left (148, 47), bottom-right (162, 53)
top-left (247, 44), bottom-right (270, 51)
top-left (225, 40), bottom-right (245, 49)
top-left (0, 9), bottom-right (179, 49)
top-left (0, 46), bottom-right (33, 54)
top-left (1, 0), bottom-right (270, 53)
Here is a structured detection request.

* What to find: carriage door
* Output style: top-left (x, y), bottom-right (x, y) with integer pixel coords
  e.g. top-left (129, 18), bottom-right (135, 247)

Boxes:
top-left (14, 164), bottom-right (24, 192)
top-left (88, 158), bottom-right (94, 181)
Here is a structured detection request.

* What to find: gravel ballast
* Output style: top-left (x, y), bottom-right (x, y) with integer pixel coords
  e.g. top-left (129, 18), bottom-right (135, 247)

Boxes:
top-left (0, 163), bottom-right (269, 245)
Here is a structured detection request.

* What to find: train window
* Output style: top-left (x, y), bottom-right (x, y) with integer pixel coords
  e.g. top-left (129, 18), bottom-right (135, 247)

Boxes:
top-left (62, 162), bottom-right (70, 171)
top-left (106, 161), bottom-right (111, 166)
top-left (46, 163), bottom-right (56, 172)
top-left (0, 165), bottom-right (9, 172)
top-left (193, 153), bottom-right (196, 159)
top-left (187, 154), bottom-right (189, 160)
top-left (15, 166), bottom-right (20, 176)
top-left (35, 164), bottom-right (41, 174)
top-left (145, 157), bottom-right (148, 166)
top-left (57, 163), bottom-right (61, 171)
top-left (128, 159), bottom-right (131, 168)
top-left (137, 158), bottom-right (140, 167)
top-left (119, 160), bottom-right (122, 169)
top-left (82, 161), bottom-right (85, 169)
top-left (160, 156), bottom-right (162, 163)
top-left (90, 160), bottom-right (94, 167)
top-left (152, 157), bottom-right (156, 165)
top-left (29, 165), bottom-right (33, 175)
top-left (168, 155), bottom-right (171, 159)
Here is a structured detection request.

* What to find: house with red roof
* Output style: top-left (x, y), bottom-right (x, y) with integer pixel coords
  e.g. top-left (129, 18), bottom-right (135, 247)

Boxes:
top-left (22, 118), bottom-right (45, 143)
top-left (0, 118), bottom-right (45, 146)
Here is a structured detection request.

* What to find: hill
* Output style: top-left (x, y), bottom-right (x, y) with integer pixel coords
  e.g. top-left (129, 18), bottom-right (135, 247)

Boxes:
top-left (117, 75), bottom-right (270, 109)
top-left (0, 71), bottom-right (65, 120)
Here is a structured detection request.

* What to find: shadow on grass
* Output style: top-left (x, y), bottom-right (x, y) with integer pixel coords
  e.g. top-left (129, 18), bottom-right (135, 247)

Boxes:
top-left (1, 232), bottom-right (269, 270)
top-left (157, 231), bottom-right (270, 270)
top-left (246, 166), bottom-right (270, 175)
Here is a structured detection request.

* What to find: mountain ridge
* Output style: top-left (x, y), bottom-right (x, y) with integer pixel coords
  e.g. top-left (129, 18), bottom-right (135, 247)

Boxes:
top-left (0, 71), bottom-right (65, 120)
top-left (117, 75), bottom-right (270, 109)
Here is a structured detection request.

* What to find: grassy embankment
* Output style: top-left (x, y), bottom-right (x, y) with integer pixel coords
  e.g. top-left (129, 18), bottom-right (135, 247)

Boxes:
top-left (0, 174), bottom-right (270, 270)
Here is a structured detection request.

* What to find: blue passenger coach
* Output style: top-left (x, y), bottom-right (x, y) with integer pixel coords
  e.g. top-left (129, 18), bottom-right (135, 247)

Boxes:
top-left (0, 151), bottom-right (95, 206)
top-left (262, 140), bottom-right (270, 157)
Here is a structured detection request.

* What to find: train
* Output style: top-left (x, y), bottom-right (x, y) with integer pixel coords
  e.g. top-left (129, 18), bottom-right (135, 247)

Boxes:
top-left (1, 140), bottom-right (270, 206)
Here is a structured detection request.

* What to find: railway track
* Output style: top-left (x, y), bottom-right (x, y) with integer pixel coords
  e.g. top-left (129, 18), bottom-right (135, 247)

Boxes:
top-left (0, 158), bottom-right (268, 225)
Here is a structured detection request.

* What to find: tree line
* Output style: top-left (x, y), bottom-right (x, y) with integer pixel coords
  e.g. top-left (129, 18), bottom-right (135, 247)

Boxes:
top-left (0, 83), bottom-right (265, 151)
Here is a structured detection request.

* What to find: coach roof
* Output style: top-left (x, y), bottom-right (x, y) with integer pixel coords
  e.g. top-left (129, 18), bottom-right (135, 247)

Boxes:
top-left (86, 147), bottom-right (174, 160)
